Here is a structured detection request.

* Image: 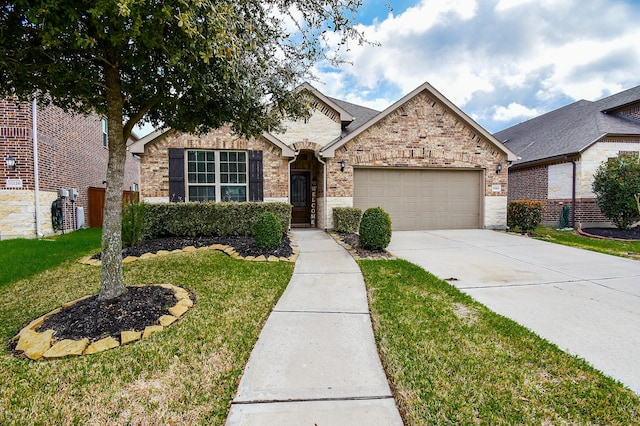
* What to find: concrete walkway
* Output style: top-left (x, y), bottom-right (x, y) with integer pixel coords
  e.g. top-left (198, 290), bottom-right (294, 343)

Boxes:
top-left (388, 229), bottom-right (640, 394)
top-left (225, 230), bottom-right (403, 425)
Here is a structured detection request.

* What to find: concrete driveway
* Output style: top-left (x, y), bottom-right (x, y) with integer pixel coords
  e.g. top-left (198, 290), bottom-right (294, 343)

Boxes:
top-left (387, 229), bottom-right (640, 394)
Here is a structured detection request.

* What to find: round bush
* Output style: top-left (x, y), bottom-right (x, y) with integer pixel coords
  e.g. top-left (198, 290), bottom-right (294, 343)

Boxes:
top-left (359, 207), bottom-right (392, 250)
top-left (254, 211), bottom-right (283, 249)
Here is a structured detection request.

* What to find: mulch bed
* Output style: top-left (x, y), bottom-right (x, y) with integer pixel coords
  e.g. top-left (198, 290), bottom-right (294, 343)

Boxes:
top-left (37, 286), bottom-right (178, 342)
top-left (333, 232), bottom-right (394, 260)
top-left (91, 234), bottom-right (293, 260)
top-left (580, 227), bottom-right (640, 241)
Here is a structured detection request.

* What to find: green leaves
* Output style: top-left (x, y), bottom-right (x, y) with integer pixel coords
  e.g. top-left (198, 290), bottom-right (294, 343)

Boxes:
top-left (592, 153), bottom-right (640, 229)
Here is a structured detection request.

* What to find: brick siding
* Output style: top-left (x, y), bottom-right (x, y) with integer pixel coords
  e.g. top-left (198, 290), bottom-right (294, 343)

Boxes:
top-left (328, 90), bottom-right (508, 198)
top-left (139, 126), bottom-right (289, 200)
top-left (508, 164), bottom-right (609, 226)
top-left (1, 98), bottom-right (140, 237)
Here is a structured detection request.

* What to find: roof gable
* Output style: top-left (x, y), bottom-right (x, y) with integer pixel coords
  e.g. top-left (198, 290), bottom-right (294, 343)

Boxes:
top-left (320, 81), bottom-right (517, 161)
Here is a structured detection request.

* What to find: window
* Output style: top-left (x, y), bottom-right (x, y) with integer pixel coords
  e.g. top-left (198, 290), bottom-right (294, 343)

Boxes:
top-left (101, 117), bottom-right (108, 147)
top-left (187, 150), bottom-right (247, 202)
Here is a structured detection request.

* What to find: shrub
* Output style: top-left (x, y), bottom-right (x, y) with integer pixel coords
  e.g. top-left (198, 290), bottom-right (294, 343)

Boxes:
top-left (143, 202), bottom-right (291, 239)
top-left (507, 200), bottom-right (544, 233)
top-left (333, 207), bottom-right (362, 233)
top-left (359, 207), bottom-right (392, 250)
top-left (592, 153), bottom-right (640, 229)
top-left (122, 199), bottom-right (145, 247)
top-left (254, 211), bottom-right (283, 249)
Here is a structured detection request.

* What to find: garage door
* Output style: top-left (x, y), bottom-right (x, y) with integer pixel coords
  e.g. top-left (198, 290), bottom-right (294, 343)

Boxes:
top-left (353, 169), bottom-right (482, 230)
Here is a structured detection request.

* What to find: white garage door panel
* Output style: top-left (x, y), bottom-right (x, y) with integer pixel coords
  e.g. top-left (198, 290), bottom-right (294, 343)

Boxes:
top-left (353, 169), bottom-right (482, 231)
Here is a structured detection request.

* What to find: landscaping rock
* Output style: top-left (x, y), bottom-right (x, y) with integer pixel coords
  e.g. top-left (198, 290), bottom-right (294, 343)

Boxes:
top-left (44, 338), bottom-right (89, 358)
top-left (84, 336), bottom-right (120, 355)
top-left (16, 329), bottom-right (54, 360)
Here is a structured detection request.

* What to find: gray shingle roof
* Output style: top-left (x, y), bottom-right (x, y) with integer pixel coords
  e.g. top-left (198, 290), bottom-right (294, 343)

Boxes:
top-left (327, 96), bottom-right (380, 135)
top-left (494, 85), bottom-right (640, 166)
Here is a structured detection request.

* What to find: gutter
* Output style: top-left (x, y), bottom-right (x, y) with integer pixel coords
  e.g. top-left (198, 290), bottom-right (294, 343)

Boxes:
top-left (32, 98), bottom-right (42, 237)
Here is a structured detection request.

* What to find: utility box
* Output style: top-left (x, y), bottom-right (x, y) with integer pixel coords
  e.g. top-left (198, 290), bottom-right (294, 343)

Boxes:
top-left (76, 207), bottom-right (85, 229)
top-left (58, 188), bottom-right (69, 198)
top-left (69, 188), bottom-right (78, 202)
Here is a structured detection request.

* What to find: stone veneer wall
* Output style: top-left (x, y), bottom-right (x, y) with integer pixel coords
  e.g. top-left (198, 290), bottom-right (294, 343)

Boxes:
top-left (139, 126), bottom-right (290, 201)
top-left (0, 190), bottom-right (58, 239)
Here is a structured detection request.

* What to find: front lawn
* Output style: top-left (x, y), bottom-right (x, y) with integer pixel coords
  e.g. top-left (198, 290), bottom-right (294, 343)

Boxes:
top-left (0, 246), bottom-right (293, 424)
top-left (360, 259), bottom-right (640, 425)
top-left (534, 226), bottom-right (640, 259)
top-left (0, 228), bottom-right (102, 289)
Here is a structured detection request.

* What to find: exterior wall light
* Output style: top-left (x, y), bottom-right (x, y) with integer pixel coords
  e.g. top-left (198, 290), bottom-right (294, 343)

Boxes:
top-left (340, 159), bottom-right (345, 172)
top-left (496, 163), bottom-right (503, 174)
top-left (5, 155), bottom-right (16, 170)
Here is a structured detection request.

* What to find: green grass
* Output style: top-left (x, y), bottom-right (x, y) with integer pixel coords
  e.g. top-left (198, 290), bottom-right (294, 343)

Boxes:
top-left (534, 226), bottom-right (640, 259)
top-left (360, 259), bottom-right (640, 425)
top-left (0, 228), bottom-right (102, 289)
top-left (0, 241), bottom-right (293, 425)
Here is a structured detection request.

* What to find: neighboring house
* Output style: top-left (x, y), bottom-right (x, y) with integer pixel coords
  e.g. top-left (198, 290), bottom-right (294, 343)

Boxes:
top-left (131, 82), bottom-right (516, 231)
top-left (495, 85), bottom-right (640, 228)
top-left (0, 98), bottom-right (141, 239)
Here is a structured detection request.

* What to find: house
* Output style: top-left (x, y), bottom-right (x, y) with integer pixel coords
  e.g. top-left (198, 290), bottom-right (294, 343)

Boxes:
top-left (0, 98), bottom-right (141, 239)
top-left (131, 82), bottom-right (516, 231)
top-left (495, 85), bottom-right (640, 228)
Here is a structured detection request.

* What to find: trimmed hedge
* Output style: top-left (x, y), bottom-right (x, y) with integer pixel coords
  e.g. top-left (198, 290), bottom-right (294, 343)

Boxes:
top-left (507, 200), bottom-right (544, 233)
top-left (359, 207), bottom-right (392, 250)
top-left (254, 211), bottom-right (283, 249)
top-left (333, 207), bottom-right (362, 233)
top-left (143, 202), bottom-right (291, 239)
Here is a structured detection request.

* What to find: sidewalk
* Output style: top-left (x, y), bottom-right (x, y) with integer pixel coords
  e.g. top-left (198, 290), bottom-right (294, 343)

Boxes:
top-left (225, 230), bottom-right (403, 425)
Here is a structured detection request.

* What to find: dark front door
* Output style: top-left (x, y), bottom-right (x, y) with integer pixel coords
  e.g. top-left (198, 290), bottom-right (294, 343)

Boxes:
top-left (291, 171), bottom-right (311, 225)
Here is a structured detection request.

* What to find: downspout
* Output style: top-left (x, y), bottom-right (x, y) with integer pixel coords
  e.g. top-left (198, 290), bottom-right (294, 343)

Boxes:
top-left (570, 158), bottom-right (577, 228)
top-left (32, 98), bottom-right (42, 237)
top-left (315, 154), bottom-right (327, 231)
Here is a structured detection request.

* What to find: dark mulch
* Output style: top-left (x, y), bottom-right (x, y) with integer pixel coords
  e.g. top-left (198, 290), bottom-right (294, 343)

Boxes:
top-left (334, 232), bottom-right (394, 259)
top-left (35, 286), bottom-right (178, 343)
top-left (91, 234), bottom-right (293, 260)
top-left (582, 227), bottom-right (640, 241)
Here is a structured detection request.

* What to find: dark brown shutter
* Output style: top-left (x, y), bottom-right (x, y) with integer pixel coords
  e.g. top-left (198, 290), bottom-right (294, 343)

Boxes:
top-left (168, 148), bottom-right (185, 202)
top-left (248, 150), bottom-right (264, 202)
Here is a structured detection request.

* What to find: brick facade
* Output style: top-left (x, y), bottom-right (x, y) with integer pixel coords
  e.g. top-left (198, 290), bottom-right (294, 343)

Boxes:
top-left (508, 162), bottom-right (610, 226)
top-left (620, 104), bottom-right (640, 121)
top-left (138, 84), bottom-right (513, 230)
top-left (1, 98), bottom-right (140, 239)
top-left (139, 126), bottom-right (289, 202)
top-left (329, 91), bottom-right (508, 199)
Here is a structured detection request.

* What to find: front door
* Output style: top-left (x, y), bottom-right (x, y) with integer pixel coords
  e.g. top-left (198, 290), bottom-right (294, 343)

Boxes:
top-left (291, 171), bottom-right (311, 225)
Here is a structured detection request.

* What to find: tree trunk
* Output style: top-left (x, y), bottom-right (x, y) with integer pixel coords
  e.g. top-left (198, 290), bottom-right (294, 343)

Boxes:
top-left (98, 64), bottom-right (127, 300)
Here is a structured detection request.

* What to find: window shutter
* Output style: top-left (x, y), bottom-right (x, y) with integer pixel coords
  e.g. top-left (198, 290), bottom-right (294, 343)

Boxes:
top-left (248, 150), bottom-right (264, 202)
top-left (168, 148), bottom-right (185, 202)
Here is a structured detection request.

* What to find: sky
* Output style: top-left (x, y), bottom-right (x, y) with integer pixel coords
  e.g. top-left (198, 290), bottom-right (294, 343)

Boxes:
top-left (311, 0), bottom-right (640, 133)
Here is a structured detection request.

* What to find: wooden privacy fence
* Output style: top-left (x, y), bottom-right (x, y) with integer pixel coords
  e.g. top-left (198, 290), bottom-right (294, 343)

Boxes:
top-left (87, 187), bottom-right (139, 227)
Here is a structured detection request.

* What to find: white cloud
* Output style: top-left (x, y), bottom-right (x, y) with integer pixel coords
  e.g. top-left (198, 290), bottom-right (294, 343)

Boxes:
top-left (315, 0), bottom-right (640, 132)
top-left (492, 102), bottom-right (540, 122)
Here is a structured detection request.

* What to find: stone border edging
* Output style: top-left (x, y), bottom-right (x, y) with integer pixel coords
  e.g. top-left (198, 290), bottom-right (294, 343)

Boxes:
top-left (78, 234), bottom-right (300, 266)
top-left (577, 227), bottom-right (640, 242)
top-left (11, 284), bottom-right (194, 361)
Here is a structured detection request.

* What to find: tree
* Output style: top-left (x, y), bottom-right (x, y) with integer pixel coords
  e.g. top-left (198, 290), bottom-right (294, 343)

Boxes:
top-left (0, 0), bottom-right (366, 300)
top-left (592, 153), bottom-right (640, 229)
